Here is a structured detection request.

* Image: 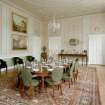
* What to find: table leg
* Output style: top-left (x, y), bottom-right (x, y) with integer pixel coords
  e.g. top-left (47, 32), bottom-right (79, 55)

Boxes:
top-left (82, 56), bottom-right (83, 66)
top-left (42, 76), bottom-right (45, 92)
top-left (86, 56), bottom-right (88, 66)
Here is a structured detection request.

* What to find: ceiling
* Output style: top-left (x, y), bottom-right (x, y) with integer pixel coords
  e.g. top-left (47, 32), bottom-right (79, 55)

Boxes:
top-left (2, 0), bottom-right (105, 20)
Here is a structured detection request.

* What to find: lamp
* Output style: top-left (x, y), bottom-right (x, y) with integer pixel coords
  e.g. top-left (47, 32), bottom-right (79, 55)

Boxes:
top-left (48, 15), bottom-right (60, 33)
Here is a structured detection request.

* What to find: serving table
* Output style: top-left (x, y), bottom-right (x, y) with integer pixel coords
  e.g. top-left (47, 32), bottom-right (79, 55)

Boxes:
top-left (58, 53), bottom-right (88, 66)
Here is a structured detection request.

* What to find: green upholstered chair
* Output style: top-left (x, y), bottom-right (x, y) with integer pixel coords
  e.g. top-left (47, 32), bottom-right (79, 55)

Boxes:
top-left (26, 56), bottom-right (35, 62)
top-left (74, 58), bottom-right (79, 80)
top-left (12, 57), bottom-right (24, 88)
top-left (20, 68), bottom-right (39, 97)
top-left (16, 64), bottom-right (24, 88)
top-left (45, 67), bottom-right (63, 96)
top-left (62, 61), bottom-right (75, 88)
top-left (12, 57), bottom-right (24, 69)
top-left (0, 59), bottom-right (7, 75)
top-left (25, 56), bottom-right (35, 69)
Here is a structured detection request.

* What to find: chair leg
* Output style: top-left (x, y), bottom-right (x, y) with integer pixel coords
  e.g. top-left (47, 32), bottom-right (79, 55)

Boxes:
top-left (69, 80), bottom-right (70, 88)
top-left (34, 87), bottom-right (37, 95)
top-left (38, 85), bottom-right (41, 93)
top-left (58, 85), bottom-right (59, 90)
top-left (73, 73), bottom-right (76, 82)
top-left (59, 85), bottom-right (63, 95)
top-left (6, 68), bottom-right (7, 75)
top-left (17, 75), bottom-right (20, 88)
top-left (52, 86), bottom-right (55, 97)
top-left (73, 74), bottom-right (76, 82)
top-left (75, 73), bottom-right (77, 80)
top-left (71, 78), bottom-right (73, 85)
top-left (28, 86), bottom-right (33, 98)
top-left (76, 70), bottom-right (78, 80)
top-left (44, 83), bottom-right (47, 93)
top-left (19, 81), bottom-right (25, 97)
top-left (0, 69), bottom-right (1, 75)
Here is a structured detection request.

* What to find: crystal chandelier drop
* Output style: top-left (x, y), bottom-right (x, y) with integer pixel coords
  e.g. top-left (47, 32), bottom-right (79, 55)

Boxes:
top-left (48, 16), bottom-right (60, 33)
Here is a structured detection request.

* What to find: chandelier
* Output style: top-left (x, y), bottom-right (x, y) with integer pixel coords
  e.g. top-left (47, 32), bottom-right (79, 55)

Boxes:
top-left (48, 16), bottom-right (60, 33)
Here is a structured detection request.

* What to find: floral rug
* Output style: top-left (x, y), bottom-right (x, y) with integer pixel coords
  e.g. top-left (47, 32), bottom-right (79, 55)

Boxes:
top-left (0, 67), bottom-right (101, 105)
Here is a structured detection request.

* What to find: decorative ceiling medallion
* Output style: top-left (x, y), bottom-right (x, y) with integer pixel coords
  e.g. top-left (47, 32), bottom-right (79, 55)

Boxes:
top-left (69, 38), bottom-right (79, 46)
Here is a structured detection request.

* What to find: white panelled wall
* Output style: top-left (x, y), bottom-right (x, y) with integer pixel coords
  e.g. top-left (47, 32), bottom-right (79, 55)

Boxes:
top-left (0, 5), bottom-right (2, 56)
top-left (0, 1), bottom-right (42, 60)
top-left (49, 36), bottom-right (61, 59)
top-left (48, 13), bottom-right (105, 65)
top-left (31, 36), bottom-right (41, 60)
top-left (0, 1), bottom-right (105, 65)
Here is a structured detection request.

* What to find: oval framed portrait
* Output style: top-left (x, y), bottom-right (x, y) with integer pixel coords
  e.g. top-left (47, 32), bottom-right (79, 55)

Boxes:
top-left (69, 38), bottom-right (79, 46)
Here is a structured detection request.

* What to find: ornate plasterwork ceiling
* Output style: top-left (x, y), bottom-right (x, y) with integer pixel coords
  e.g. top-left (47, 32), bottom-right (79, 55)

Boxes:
top-left (2, 0), bottom-right (105, 20)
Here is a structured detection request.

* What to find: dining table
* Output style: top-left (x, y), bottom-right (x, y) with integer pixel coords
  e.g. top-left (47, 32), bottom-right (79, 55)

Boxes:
top-left (31, 62), bottom-right (70, 92)
top-left (32, 68), bottom-right (53, 92)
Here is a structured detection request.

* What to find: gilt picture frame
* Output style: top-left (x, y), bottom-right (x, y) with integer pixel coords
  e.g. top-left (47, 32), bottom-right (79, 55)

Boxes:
top-left (69, 38), bottom-right (79, 46)
top-left (12, 13), bottom-right (27, 34)
top-left (12, 34), bottom-right (27, 50)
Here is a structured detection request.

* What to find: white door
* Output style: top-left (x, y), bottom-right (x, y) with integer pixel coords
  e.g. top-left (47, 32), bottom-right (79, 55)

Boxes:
top-left (89, 35), bottom-right (105, 65)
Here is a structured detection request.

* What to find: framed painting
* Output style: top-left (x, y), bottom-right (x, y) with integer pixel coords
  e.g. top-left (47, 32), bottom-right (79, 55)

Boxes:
top-left (12, 13), bottom-right (27, 33)
top-left (69, 38), bottom-right (79, 46)
top-left (12, 34), bottom-right (27, 50)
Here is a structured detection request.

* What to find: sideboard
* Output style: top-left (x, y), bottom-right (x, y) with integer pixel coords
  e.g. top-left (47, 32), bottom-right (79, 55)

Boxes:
top-left (58, 53), bottom-right (88, 66)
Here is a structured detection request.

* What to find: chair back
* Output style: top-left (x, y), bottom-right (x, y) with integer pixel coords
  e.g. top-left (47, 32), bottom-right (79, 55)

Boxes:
top-left (12, 57), bottom-right (24, 66)
top-left (48, 56), bottom-right (53, 63)
top-left (16, 64), bottom-right (23, 74)
top-left (69, 61), bottom-right (75, 76)
top-left (0, 59), bottom-right (7, 69)
top-left (65, 63), bottom-right (72, 76)
top-left (52, 67), bottom-right (63, 82)
top-left (74, 58), bottom-right (79, 71)
top-left (21, 68), bottom-right (32, 86)
top-left (26, 56), bottom-right (35, 62)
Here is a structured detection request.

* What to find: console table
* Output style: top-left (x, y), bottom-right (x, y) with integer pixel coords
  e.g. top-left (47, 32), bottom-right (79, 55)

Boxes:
top-left (58, 53), bottom-right (88, 66)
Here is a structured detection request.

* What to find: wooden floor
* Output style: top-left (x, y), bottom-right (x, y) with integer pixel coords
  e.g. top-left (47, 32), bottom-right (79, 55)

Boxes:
top-left (0, 69), bottom-right (17, 79)
top-left (0, 65), bottom-right (105, 105)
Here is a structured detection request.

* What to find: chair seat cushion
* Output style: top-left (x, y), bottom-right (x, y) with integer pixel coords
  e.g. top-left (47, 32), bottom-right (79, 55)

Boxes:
top-left (63, 75), bottom-right (70, 80)
top-left (24, 79), bottom-right (39, 87)
top-left (45, 79), bottom-right (61, 86)
top-left (63, 72), bottom-right (70, 79)
top-left (32, 79), bottom-right (39, 87)
top-left (63, 72), bottom-right (69, 76)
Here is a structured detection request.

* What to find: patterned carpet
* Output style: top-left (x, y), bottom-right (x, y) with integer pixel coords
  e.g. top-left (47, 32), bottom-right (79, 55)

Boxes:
top-left (0, 67), bottom-right (101, 105)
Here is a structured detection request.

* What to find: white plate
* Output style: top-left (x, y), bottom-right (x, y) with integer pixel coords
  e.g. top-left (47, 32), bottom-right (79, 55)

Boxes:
top-left (26, 66), bottom-right (32, 69)
top-left (55, 66), bottom-right (64, 68)
top-left (48, 69), bottom-right (53, 71)
top-left (33, 68), bottom-right (39, 71)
